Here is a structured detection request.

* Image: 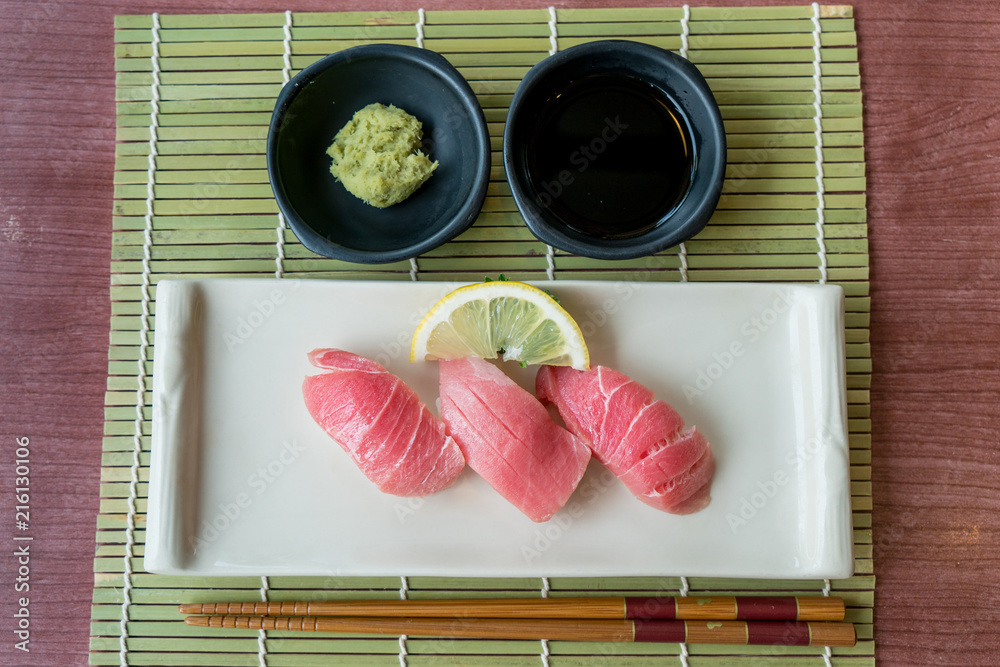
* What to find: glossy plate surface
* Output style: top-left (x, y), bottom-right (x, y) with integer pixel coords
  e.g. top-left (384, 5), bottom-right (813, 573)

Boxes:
top-left (145, 279), bottom-right (852, 578)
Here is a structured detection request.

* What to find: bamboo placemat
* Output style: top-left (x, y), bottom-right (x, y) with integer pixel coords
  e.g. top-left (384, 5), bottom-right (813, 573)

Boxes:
top-left (94, 5), bottom-right (872, 665)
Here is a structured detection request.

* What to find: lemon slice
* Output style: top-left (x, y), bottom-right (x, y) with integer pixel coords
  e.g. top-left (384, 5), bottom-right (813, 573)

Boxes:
top-left (411, 281), bottom-right (589, 370)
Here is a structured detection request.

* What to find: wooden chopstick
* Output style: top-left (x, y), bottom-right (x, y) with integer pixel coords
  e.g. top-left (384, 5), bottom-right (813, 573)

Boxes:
top-left (184, 614), bottom-right (856, 647)
top-left (178, 595), bottom-right (844, 621)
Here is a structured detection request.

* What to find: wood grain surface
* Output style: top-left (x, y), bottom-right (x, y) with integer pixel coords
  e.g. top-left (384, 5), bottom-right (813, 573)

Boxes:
top-left (0, 1), bottom-right (998, 665)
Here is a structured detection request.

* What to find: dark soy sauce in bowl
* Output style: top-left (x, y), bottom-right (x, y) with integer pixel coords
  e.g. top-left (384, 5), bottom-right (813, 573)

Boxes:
top-left (525, 73), bottom-right (693, 239)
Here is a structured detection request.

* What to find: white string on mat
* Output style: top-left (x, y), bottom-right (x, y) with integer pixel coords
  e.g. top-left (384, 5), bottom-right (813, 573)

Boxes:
top-left (547, 6), bottom-right (558, 55)
top-left (677, 577), bottom-right (691, 667)
top-left (257, 576), bottom-right (270, 667)
top-left (274, 220), bottom-right (287, 280)
top-left (544, 245), bottom-right (556, 281)
top-left (280, 9), bottom-right (293, 76)
top-left (810, 1), bottom-right (828, 285)
top-left (821, 578), bottom-right (834, 667)
top-left (415, 8), bottom-right (426, 49)
top-left (408, 10), bottom-right (427, 281)
top-left (266, 15), bottom-right (292, 664)
top-left (539, 577), bottom-right (551, 667)
top-left (398, 576), bottom-right (410, 667)
top-left (274, 9), bottom-right (294, 279)
top-left (543, 6), bottom-right (559, 281)
top-left (679, 4), bottom-right (691, 56)
top-left (120, 12), bottom-right (161, 667)
top-left (676, 4), bottom-right (691, 283)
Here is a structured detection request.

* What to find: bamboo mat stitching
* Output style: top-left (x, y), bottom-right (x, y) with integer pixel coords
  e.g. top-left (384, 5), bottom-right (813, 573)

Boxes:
top-left (416, 7), bottom-right (426, 48)
top-left (540, 576), bottom-right (552, 667)
top-left (822, 577), bottom-right (835, 667)
top-left (398, 575), bottom-right (410, 667)
top-left (677, 4), bottom-right (692, 283)
top-left (410, 8), bottom-right (428, 282)
top-left (679, 576), bottom-right (691, 667)
top-left (815, 8), bottom-right (833, 656)
top-left (256, 10), bottom-right (294, 660)
top-left (811, 1), bottom-right (829, 284)
top-left (119, 11), bottom-right (161, 666)
top-left (814, 3), bottom-right (833, 655)
top-left (274, 9), bottom-right (293, 279)
top-left (544, 6), bottom-right (559, 281)
top-left (256, 575), bottom-right (270, 666)
top-left (259, 16), bottom-right (293, 661)
top-left (678, 14), bottom-right (693, 666)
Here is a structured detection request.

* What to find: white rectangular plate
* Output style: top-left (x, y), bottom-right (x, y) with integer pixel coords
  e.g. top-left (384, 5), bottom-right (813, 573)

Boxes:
top-left (145, 279), bottom-right (853, 579)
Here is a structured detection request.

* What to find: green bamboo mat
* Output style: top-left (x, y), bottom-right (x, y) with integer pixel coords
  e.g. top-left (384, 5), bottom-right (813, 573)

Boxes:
top-left (95, 5), bottom-right (873, 666)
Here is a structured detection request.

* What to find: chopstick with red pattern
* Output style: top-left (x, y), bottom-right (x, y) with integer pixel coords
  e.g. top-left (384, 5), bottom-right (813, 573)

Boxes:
top-left (184, 614), bottom-right (857, 647)
top-left (179, 595), bottom-right (844, 621)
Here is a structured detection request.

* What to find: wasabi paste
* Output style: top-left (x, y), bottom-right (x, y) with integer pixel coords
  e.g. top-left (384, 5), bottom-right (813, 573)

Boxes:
top-left (326, 103), bottom-right (438, 208)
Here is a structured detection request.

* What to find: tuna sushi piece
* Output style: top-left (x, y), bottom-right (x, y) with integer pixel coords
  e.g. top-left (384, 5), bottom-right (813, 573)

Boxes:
top-left (536, 365), bottom-right (714, 515)
top-left (302, 349), bottom-right (465, 496)
top-left (439, 356), bottom-right (591, 522)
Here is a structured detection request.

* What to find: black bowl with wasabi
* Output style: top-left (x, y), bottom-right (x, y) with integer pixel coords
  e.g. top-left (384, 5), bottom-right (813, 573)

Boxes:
top-left (268, 44), bottom-right (490, 264)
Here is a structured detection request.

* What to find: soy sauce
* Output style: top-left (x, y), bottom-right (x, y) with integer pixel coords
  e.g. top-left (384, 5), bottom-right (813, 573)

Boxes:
top-left (525, 73), bottom-right (693, 239)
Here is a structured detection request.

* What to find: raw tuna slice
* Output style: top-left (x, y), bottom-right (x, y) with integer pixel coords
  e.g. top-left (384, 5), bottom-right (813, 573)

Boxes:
top-left (536, 365), bottom-right (714, 514)
top-left (439, 356), bottom-right (591, 522)
top-left (302, 349), bottom-right (465, 496)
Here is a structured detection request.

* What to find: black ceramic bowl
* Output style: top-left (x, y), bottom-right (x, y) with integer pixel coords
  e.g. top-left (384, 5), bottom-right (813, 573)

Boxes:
top-left (504, 40), bottom-right (726, 260)
top-left (267, 45), bottom-right (490, 264)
